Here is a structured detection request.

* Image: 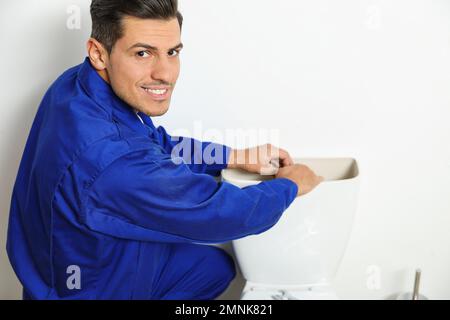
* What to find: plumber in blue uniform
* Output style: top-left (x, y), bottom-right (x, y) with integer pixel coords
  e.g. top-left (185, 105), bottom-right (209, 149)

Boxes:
top-left (7, 0), bottom-right (323, 300)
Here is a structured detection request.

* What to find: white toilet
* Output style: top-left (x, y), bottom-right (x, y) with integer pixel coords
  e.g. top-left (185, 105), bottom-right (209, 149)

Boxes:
top-left (221, 158), bottom-right (360, 300)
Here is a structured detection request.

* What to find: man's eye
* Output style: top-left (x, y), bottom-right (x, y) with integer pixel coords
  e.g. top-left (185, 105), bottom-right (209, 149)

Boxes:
top-left (168, 50), bottom-right (180, 57)
top-left (137, 51), bottom-right (150, 58)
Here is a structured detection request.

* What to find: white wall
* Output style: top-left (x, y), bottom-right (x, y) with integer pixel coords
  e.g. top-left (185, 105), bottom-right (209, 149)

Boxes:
top-left (1, 0), bottom-right (449, 300)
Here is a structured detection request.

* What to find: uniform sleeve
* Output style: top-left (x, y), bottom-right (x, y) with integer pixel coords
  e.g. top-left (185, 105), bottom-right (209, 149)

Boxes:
top-left (83, 149), bottom-right (298, 244)
top-left (153, 125), bottom-right (231, 177)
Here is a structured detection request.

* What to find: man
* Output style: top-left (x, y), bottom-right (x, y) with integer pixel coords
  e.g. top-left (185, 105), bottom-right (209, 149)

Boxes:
top-left (7, 0), bottom-right (323, 300)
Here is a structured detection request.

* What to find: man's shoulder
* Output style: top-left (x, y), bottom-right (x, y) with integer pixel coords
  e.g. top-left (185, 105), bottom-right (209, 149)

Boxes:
top-left (43, 63), bottom-right (114, 140)
top-left (29, 62), bottom-right (117, 173)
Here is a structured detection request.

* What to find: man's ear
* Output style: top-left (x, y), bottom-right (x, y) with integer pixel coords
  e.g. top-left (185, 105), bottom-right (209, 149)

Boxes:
top-left (86, 38), bottom-right (109, 71)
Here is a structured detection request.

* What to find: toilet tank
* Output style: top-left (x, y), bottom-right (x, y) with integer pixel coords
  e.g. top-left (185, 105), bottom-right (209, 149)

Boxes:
top-left (221, 158), bottom-right (360, 287)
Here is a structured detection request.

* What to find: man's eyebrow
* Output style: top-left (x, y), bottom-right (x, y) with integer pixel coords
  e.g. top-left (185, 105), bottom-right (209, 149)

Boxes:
top-left (128, 42), bottom-right (184, 52)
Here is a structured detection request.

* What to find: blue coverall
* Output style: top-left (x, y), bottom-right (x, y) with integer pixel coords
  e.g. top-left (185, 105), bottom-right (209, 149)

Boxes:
top-left (6, 58), bottom-right (298, 300)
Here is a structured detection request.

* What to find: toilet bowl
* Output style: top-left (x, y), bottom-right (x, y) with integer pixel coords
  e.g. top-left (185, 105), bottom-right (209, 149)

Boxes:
top-left (221, 158), bottom-right (360, 300)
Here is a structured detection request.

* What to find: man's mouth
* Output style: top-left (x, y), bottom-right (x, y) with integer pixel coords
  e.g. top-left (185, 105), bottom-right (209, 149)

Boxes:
top-left (140, 86), bottom-right (170, 100)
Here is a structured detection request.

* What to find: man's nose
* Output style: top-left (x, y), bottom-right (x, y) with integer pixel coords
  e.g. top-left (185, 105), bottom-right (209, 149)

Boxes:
top-left (151, 56), bottom-right (172, 83)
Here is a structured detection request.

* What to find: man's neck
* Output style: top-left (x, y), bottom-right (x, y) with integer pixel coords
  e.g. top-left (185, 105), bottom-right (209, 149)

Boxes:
top-left (96, 69), bottom-right (110, 84)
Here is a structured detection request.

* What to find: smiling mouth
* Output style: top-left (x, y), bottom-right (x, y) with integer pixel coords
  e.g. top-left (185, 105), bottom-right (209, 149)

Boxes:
top-left (141, 87), bottom-right (170, 100)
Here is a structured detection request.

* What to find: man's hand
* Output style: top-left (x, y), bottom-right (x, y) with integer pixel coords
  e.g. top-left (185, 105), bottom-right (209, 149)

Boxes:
top-left (276, 164), bottom-right (324, 197)
top-left (227, 144), bottom-right (295, 175)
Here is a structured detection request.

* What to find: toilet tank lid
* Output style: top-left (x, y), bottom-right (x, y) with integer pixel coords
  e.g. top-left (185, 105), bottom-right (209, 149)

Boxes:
top-left (222, 157), bottom-right (359, 183)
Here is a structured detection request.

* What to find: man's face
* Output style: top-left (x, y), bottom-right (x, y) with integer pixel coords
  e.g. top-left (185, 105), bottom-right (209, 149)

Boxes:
top-left (104, 16), bottom-right (182, 117)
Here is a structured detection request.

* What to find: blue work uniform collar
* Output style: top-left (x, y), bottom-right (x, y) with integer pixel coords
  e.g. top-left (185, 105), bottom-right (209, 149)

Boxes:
top-left (77, 57), bottom-right (156, 137)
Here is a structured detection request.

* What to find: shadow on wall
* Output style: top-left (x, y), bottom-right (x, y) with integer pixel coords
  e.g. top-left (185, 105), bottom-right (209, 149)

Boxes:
top-left (0, 1), bottom-right (91, 299)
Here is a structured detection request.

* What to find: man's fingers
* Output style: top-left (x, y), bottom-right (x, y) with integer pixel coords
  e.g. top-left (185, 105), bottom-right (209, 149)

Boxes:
top-left (258, 144), bottom-right (294, 168)
top-left (269, 158), bottom-right (280, 168)
top-left (278, 148), bottom-right (294, 167)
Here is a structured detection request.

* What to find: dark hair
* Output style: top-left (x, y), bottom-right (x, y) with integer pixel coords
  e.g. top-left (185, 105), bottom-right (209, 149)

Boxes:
top-left (90, 0), bottom-right (183, 53)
